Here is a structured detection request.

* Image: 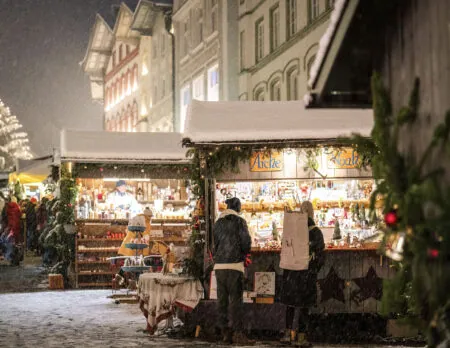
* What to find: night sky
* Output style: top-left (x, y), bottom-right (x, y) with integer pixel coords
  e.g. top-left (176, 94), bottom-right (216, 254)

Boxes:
top-left (0, 0), bottom-right (123, 156)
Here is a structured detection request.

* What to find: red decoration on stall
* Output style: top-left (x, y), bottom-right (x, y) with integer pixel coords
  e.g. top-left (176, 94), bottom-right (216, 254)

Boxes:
top-left (99, 167), bottom-right (104, 172)
top-left (427, 248), bottom-right (439, 258)
top-left (384, 211), bottom-right (398, 226)
top-left (67, 203), bottom-right (73, 208)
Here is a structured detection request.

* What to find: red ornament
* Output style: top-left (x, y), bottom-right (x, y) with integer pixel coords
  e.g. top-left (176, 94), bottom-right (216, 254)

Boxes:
top-left (183, 167), bottom-right (188, 172)
top-left (384, 211), bottom-right (398, 226)
top-left (67, 203), bottom-right (73, 208)
top-left (99, 167), bottom-right (104, 172)
top-left (428, 248), bottom-right (439, 258)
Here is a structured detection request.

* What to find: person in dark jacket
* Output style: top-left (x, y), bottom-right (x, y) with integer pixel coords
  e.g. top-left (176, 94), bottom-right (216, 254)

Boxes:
top-left (25, 198), bottom-right (38, 251)
top-left (213, 197), bottom-right (254, 345)
top-left (280, 201), bottom-right (325, 347)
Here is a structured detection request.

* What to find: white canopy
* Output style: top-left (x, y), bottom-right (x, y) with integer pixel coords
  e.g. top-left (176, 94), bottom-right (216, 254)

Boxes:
top-left (60, 130), bottom-right (188, 163)
top-left (184, 100), bottom-right (373, 144)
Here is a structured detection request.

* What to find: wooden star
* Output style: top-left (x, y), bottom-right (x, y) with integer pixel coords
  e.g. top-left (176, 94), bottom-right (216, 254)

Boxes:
top-left (351, 266), bottom-right (383, 303)
top-left (318, 267), bottom-right (346, 303)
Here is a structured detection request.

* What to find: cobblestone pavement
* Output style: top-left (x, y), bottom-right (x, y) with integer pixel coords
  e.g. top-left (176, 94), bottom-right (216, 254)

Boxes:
top-left (0, 290), bottom-right (423, 348)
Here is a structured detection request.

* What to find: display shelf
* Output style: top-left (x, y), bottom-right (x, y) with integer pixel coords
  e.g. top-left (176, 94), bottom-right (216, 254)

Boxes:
top-left (77, 261), bottom-right (110, 265)
top-left (75, 221), bottom-right (126, 289)
top-left (219, 200), bottom-right (371, 212)
top-left (78, 238), bottom-right (124, 242)
top-left (138, 200), bottom-right (188, 206)
top-left (78, 282), bottom-right (112, 287)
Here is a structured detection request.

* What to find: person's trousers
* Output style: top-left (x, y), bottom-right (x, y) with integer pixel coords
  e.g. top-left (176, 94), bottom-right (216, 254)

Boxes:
top-left (286, 306), bottom-right (310, 333)
top-left (215, 269), bottom-right (244, 331)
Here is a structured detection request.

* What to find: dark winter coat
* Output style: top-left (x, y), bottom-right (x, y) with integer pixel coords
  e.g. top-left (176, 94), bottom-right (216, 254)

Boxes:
top-left (281, 217), bottom-right (325, 308)
top-left (25, 202), bottom-right (37, 229)
top-left (36, 204), bottom-right (48, 232)
top-left (213, 210), bottom-right (252, 264)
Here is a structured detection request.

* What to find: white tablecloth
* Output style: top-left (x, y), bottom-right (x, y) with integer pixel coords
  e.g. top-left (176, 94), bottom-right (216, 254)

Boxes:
top-left (137, 273), bottom-right (203, 334)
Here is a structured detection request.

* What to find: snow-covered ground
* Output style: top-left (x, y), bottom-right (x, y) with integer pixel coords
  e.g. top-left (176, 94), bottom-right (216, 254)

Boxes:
top-left (0, 290), bottom-right (422, 348)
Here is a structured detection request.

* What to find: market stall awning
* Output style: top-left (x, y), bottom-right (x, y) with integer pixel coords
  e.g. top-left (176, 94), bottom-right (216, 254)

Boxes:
top-left (183, 100), bottom-right (373, 146)
top-left (60, 130), bottom-right (188, 163)
top-left (9, 157), bottom-right (53, 184)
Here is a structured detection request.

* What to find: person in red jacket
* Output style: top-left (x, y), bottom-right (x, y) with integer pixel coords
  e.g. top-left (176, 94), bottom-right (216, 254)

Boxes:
top-left (6, 196), bottom-right (22, 243)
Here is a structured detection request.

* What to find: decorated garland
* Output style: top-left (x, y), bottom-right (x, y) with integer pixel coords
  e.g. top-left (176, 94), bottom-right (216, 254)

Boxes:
top-left (342, 73), bottom-right (450, 347)
top-left (40, 165), bottom-right (78, 285)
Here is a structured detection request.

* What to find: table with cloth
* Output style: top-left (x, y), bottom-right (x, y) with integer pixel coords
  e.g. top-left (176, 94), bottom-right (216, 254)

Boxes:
top-left (137, 273), bottom-right (203, 334)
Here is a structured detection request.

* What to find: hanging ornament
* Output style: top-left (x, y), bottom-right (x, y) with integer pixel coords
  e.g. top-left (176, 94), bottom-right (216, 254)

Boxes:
top-left (427, 248), bottom-right (439, 259)
top-left (183, 167), bottom-right (188, 172)
top-left (67, 203), bottom-right (73, 208)
top-left (384, 210), bottom-right (398, 226)
top-left (99, 167), bottom-right (104, 172)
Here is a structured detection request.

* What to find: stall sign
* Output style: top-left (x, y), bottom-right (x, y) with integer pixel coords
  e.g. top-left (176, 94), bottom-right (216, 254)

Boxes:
top-left (327, 148), bottom-right (361, 169)
top-left (250, 151), bottom-right (283, 172)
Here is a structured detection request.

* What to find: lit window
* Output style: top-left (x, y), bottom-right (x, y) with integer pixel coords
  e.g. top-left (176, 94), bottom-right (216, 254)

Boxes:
top-left (255, 18), bottom-right (264, 62)
top-left (207, 65), bottom-right (219, 101)
top-left (270, 5), bottom-right (280, 51)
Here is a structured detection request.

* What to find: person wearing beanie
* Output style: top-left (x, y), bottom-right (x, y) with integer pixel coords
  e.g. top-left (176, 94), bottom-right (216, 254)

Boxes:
top-left (213, 197), bottom-right (254, 345)
top-left (280, 201), bottom-right (325, 347)
top-left (105, 180), bottom-right (142, 216)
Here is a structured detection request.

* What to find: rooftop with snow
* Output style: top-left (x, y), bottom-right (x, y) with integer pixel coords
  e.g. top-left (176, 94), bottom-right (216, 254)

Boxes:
top-left (60, 130), bottom-right (187, 163)
top-left (183, 100), bottom-right (373, 146)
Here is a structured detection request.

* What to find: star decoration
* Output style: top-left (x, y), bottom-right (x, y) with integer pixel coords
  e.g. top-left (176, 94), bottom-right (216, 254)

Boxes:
top-left (318, 267), bottom-right (346, 303)
top-left (351, 266), bottom-right (383, 304)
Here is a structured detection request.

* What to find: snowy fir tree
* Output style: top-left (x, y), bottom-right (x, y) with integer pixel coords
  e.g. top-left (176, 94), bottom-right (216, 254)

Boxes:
top-left (0, 98), bottom-right (33, 170)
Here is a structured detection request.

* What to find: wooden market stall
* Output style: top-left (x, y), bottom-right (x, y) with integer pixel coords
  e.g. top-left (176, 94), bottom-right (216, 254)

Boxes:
top-left (182, 100), bottom-right (391, 331)
top-left (59, 130), bottom-right (194, 289)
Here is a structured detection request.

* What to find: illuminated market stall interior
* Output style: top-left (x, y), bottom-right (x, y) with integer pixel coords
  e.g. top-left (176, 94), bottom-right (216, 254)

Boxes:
top-left (59, 130), bottom-right (194, 288)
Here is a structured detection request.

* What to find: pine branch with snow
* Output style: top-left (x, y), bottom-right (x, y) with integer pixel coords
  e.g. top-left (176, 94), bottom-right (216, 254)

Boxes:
top-left (0, 99), bottom-right (33, 170)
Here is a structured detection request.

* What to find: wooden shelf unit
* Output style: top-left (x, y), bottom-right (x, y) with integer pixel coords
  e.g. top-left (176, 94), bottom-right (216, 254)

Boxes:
top-left (75, 220), bottom-right (126, 289)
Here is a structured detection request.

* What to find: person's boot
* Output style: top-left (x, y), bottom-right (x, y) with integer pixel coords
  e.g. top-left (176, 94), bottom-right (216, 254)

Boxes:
top-left (232, 331), bottom-right (255, 345)
top-left (280, 329), bottom-right (292, 344)
top-left (221, 327), bottom-right (232, 345)
top-left (292, 332), bottom-right (312, 347)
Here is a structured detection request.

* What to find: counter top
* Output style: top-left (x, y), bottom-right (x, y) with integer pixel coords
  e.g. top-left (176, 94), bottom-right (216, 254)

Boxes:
top-left (250, 243), bottom-right (380, 253)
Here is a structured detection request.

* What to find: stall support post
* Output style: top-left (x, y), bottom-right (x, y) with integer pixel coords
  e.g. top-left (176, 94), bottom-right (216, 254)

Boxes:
top-left (203, 177), bottom-right (212, 275)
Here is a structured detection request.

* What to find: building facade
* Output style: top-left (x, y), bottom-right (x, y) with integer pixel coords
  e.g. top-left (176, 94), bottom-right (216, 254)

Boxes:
top-left (132, 0), bottom-right (174, 132)
top-left (238, 0), bottom-right (334, 102)
top-left (82, 1), bottom-right (174, 133)
top-left (172, 0), bottom-right (240, 131)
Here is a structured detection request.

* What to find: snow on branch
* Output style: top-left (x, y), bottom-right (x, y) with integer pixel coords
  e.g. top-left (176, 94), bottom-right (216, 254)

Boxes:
top-left (0, 98), bottom-right (33, 170)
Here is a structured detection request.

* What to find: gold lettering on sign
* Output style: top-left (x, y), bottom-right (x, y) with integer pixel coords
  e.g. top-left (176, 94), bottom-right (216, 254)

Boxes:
top-left (250, 151), bottom-right (284, 172)
top-left (327, 148), bottom-right (361, 169)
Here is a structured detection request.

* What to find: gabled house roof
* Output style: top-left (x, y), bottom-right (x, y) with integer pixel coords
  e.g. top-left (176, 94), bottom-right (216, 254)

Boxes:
top-left (131, 0), bottom-right (173, 35)
top-left (80, 14), bottom-right (115, 101)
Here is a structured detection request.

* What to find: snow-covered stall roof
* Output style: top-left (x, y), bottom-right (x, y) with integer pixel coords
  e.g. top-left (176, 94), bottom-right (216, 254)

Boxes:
top-left (183, 100), bottom-right (373, 145)
top-left (60, 130), bottom-right (188, 163)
